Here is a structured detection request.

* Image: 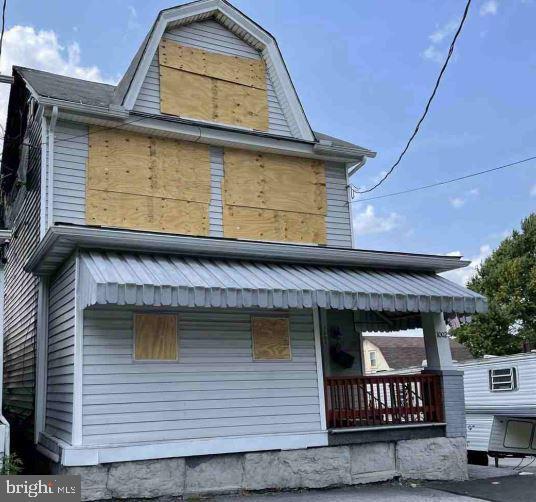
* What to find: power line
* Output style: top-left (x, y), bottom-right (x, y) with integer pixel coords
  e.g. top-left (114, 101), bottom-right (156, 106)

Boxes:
top-left (350, 0), bottom-right (472, 196)
top-left (350, 154), bottom-right (536, 203)
top-left (0, 0), bottom-right (6, 65)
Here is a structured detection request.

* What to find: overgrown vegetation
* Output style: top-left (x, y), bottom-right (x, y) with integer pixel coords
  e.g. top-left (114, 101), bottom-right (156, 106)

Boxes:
top-left (0, 452), bottom-right (23, 475)
top-left (453, 213), bottom-right (536, 357)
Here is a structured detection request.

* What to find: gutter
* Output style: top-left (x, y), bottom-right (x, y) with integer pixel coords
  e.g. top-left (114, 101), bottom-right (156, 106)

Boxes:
top-left (40, 97), bottom-right (129, 120)
top-left (46, 106), bottom-right (58, 228)
top-left (57, 110), bottom-right (370, 163)
top-left (26, 225), bottom-right (471, 276)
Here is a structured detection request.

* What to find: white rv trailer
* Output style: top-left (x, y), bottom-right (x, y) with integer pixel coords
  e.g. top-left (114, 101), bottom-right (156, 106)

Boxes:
top-left (458, 352), bottom-right (536, 464)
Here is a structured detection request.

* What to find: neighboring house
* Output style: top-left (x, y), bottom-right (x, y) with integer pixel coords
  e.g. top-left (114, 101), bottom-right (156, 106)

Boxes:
top-left (363, 336), bottom-right (474, 374)
top-left (0, 0), bottom-right (487, 497)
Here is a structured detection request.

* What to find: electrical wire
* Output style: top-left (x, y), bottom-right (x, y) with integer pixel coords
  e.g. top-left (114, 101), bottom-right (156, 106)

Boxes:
top-left (351, 0), bottom-right (472, 196)
top-left (0, 0), bottom-right (6, 65)
top-left (349, 154), bottom-right (536, 203)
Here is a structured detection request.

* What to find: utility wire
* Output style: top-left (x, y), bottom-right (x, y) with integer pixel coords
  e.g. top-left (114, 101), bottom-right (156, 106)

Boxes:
top-left (350, 0), bottom-right (472, 197)
top-left (0, 0), bottom-right (6, 66)
top-left (350, 155), bottom-right (536, 203)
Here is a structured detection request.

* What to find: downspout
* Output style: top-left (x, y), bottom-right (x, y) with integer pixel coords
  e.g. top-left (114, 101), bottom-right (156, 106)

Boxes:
top-left (46, 106), bottom-right (58, 228)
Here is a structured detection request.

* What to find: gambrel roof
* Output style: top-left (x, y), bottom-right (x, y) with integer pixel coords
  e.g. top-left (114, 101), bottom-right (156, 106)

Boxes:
top-left (113, 0), bottom-right (315, 140)
top-left (10, 0), bottom-right (377, 157)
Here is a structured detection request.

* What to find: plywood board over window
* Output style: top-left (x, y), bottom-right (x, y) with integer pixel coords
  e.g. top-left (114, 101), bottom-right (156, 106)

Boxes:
top-left (222, 148), bottom-right (327, 244)
top-left (251, 317), bottom-right (291, 361)
top-left (158, 39), bottom-right (268, 131)
top-left (134, 314), bottom-right (178, 361)
top-left (86, 127), bottom-right (210, 236)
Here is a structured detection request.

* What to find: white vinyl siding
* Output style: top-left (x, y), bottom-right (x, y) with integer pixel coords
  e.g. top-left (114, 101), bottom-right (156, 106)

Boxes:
top-left (209, 146), bottom-right (224, 237)
top-left (325, 163), bottom-right (352, 247)
top-left (53, 121), bottom-right (88, 225)
top-left (3, 106), bottom-right (43, 422)
top-left (133, 20), bottom-right (294, 138)
top-left (45, 257), bottom-right (76, 442)
top-left (82, 308), bottom-right (321, 445)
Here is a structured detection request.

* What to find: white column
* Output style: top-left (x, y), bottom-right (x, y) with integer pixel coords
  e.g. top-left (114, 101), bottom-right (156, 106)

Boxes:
top-left (421, 312), bottom-right (454, 370)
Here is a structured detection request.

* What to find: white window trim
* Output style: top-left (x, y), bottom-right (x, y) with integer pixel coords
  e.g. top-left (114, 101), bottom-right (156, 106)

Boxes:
top-left (489, 367), bottom-right (518, 392)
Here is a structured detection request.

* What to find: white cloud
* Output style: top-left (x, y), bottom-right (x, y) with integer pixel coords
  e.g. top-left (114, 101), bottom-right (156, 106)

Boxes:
top-left (480, 0), bottom-right (499, 16)
top-left (449, 197), bottom-right (465, 208)
top-left (0, 25), bottom-right (114, 144)
top-left (468, 188), bottom-right (480, 196)
top-left (127, 5), bottom-right (141, 31)
top-left (353, 204), bottom-right (403, 236)
top-left (530, 184), bottom-right (536, 197)
top-left (422, 20), bottom-right (459, 63)
top-left (441, 244), bottom-right (492, 286)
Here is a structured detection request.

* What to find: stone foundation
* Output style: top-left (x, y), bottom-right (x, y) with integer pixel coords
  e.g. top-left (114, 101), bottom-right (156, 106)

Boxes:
top-left (58, 437), bottom-right (467, 501)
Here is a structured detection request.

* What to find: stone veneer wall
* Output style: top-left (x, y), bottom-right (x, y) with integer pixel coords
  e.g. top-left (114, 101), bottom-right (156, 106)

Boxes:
top-left (58, 437), bottom-right (467, 501)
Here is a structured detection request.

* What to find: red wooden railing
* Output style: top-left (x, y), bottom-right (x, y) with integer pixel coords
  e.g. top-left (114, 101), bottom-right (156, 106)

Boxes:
top-left (325, 374), bottom-right (444, 429)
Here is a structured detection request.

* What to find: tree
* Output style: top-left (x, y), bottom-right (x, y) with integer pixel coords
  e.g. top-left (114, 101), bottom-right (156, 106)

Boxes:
top-left (453, 213), bottom-right (536, 357)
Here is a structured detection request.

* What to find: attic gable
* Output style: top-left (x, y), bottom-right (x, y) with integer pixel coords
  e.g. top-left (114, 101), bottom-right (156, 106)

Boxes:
top-left (117, 0), bottom-right (314, 141)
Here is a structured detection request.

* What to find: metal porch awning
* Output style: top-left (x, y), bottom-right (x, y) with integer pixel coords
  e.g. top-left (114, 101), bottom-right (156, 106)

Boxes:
top-left (78, 251), bottom-right (487, 314)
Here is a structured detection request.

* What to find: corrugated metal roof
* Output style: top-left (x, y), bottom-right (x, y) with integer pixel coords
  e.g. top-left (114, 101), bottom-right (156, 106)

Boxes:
top-left (78, 251), bottom-right (487, 313)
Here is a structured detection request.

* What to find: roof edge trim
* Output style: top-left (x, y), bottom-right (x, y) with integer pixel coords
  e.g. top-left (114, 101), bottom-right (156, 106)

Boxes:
top-left (26, 224), bottom-right (471, 277)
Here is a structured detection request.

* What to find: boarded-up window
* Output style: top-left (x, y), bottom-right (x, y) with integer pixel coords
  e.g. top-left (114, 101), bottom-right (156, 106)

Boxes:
top-left (223, 149), bottom-right (327, 244)
top-left (134, 314), bottom-right (178, 361)
top-left (159, 39), bottom-right (268, 131)
top-left (86, 128), bottom-right (210, 236)
top-left (251, 317), bottom-right (291, 361)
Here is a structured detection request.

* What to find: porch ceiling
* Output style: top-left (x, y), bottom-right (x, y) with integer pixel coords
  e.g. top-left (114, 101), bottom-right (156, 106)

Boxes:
top-left (78, 250), bottom-right (487, 314)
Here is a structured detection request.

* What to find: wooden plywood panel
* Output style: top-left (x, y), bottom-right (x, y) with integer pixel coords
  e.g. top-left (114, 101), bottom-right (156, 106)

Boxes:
top-left (160, 67), bottom-right (213, 122)
top-left (214, 79), bottom-right (268, 131)
top-left (86, 189), bottom-right (209, 236)
top-left (223, 149), bottom-right (326, 215)
top-left (223, 205), bottom-right (326, 244)
top-left (159, 39), bottom-right (266, 90)
top-left (160, 67), bottom-right (268, 131)
top-left (86, 128), bottom-right (210, 236)
top-left (87, 127), bottom-right (211, 203)
top-left (251, 317), bottom-right (291, 361)
top-left (135, 314), bottom-right (178, 361)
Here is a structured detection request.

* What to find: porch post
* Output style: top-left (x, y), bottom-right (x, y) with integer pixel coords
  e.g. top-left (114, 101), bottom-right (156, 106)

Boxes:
top-left (421, 312), bottom-right (453, 371)
top-left (421, 313), bottom-right (466, 438)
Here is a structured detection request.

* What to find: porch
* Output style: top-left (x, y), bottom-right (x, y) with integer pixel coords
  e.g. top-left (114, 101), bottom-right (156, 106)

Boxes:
top-left (30, 234), bottom-right (487, 466)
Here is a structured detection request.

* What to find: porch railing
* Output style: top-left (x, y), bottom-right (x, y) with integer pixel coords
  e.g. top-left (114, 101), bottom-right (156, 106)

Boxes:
top-left (325, 374), bottom-right (444, 429)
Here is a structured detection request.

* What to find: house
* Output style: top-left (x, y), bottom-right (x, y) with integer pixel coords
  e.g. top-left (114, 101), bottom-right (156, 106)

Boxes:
top-left (363, 335), bottom-right (473, 374)
top-left (0, 0), bottom-right (487, 498)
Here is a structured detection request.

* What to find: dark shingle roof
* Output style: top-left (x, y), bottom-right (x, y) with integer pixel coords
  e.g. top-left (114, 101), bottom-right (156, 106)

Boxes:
top-left (14, 70), bottom-right (369, 151)
top-left (16, 67), bottom-right (115, 108)
top-left (364, 335), bottom-right (474, 370)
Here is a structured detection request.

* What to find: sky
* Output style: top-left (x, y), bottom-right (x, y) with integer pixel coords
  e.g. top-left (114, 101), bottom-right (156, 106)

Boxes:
top-left (1, 0), bottom-right (535, 288)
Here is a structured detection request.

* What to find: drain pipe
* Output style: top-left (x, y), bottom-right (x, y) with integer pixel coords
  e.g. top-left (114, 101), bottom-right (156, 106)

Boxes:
top-left (47, 106), bottom-right (59, 228)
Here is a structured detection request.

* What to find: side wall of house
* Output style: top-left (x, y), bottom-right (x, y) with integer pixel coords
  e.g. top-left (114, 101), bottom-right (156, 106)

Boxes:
top-left (2, 107), bottom-right (42, 431)
top-left (45, 256), bottom-right (76, 443)
top-left (52, 121), bottom-right (353, 246)
top-left (81, 307), bottom-right (321, 446)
